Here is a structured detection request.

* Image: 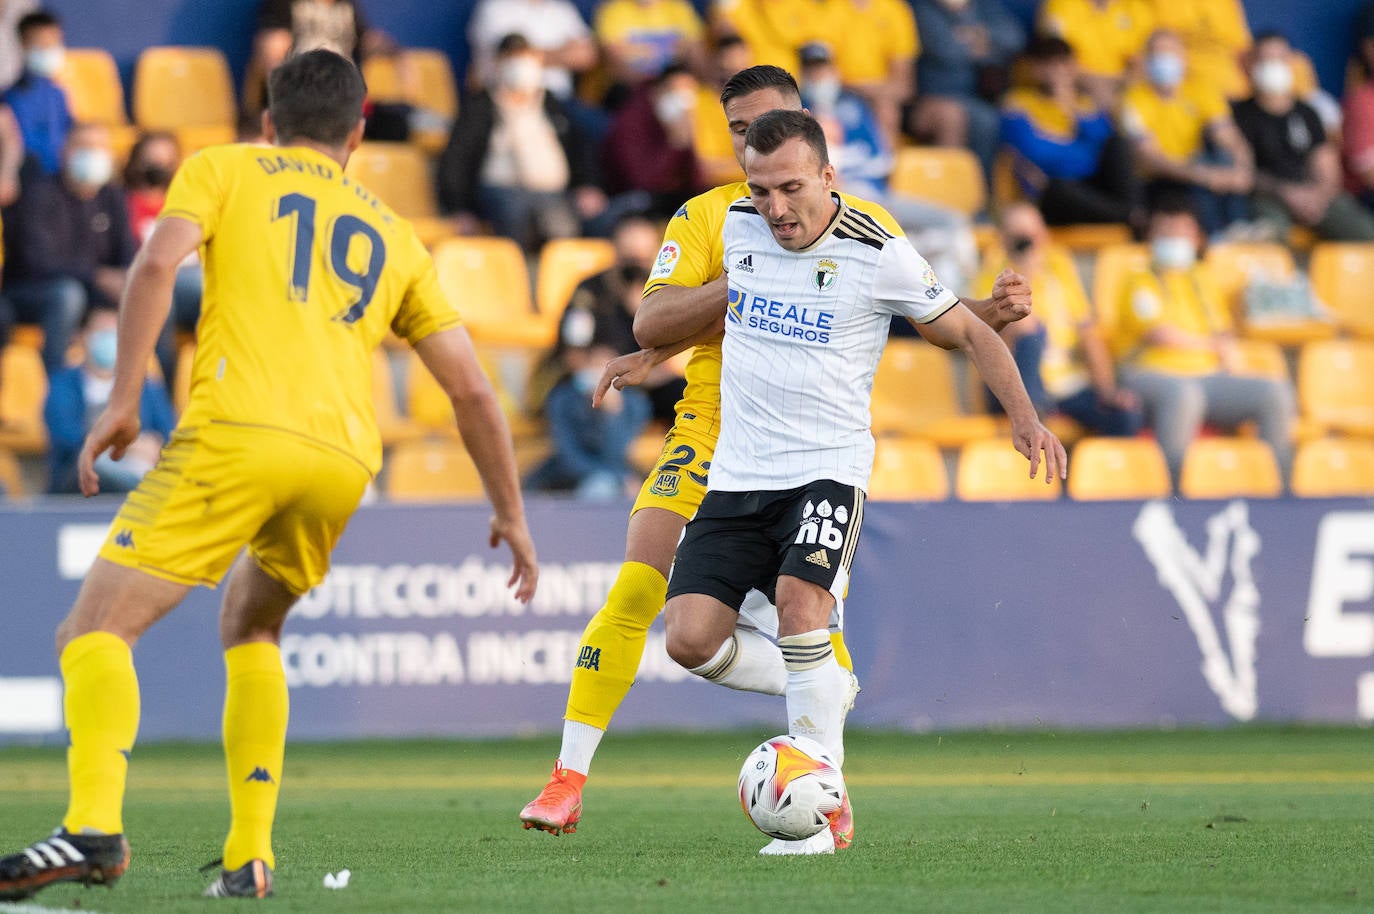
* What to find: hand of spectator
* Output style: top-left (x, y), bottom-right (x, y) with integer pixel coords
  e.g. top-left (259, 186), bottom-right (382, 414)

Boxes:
top-left (1282, 183), bottom-right (1332, 225)
top-left (593, 348), bottom-right (655, 407)
top-left (1215, 336), bottom-right (1242, 374)
top-left (989, 268), bottom-right (1033, 328)
top-left (77, 404), bottom-right (142, 497)
top-left (955, 24), bottom-right (992, 59)
top-left (1097, 386), bottom-right (1139, 411)
top-left (0, 174), bottom-right (17, 207)
top-left (489, 513), bottom-right (539, 603)
top-left (573, 186), bottom-right (608, 220)
top-left (1011, 415), bottom-right (1068, 483)
top-left (452, 212), bottom-right (483, 236)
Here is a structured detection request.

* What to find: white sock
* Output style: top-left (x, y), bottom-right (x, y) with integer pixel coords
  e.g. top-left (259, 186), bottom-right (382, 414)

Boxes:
top-left (558, 719), bottom-right (604, 775)
top-left (779, 629), bottom-right (848, 764)
top-left (688, 630), bottom-right (786, 695)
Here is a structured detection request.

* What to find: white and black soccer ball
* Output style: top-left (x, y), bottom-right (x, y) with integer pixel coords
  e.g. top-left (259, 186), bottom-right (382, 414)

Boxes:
top-left (738, 734), bottom-right (846, 841)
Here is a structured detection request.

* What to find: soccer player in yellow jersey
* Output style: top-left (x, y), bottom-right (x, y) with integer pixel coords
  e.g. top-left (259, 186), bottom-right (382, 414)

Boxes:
top-left (520, 65), bottom-right (1032, 854)
top-left (0, 50), bottom-right (538, 903)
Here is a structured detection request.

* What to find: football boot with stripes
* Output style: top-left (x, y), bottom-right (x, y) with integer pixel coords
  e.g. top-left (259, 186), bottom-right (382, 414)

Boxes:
top-left (201, 857), bottom-right (274, 898)
top-left (0, 828), bottom-right (130, 901)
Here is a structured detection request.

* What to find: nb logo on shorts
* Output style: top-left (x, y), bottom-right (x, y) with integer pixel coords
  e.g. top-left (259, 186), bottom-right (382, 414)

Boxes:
top-left (804, 549), bottom-right (831, 570)
top-left (114, 529), bottom-right (134, 549)
top-left (796, 499), bottom-right (847, 549)
top-left (576, 646), bottom-right (601, 671)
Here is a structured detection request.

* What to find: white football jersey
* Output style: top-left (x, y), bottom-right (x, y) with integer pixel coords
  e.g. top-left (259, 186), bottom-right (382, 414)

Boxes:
top-left (712, 194), bottom-right (958, 492)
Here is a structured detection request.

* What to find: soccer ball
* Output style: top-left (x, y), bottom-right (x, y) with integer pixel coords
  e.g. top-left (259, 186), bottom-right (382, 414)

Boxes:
top-left (738, 734), bottom-right (846, 841)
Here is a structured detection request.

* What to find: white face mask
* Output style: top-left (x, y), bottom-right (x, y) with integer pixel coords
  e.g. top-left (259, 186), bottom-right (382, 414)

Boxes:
top-left (941, 0), bottom-right (971, 9)
top-left (1253, 59), bottom-right (1294, 96)
top-left (67, 147), bottom-right (113, 188)
top-left (499, 56), bottom-right (543, 92)
top-left (1146, 52), bottom-right (1186, 90)
top-left (25, 46), bottom-right (64, 78)
top-left (805, 77), bottom-right (842, 110)
top-left (653, 89), bottom-right (696, 124)
top-left (1151, 235), bottom-right (1197, 270)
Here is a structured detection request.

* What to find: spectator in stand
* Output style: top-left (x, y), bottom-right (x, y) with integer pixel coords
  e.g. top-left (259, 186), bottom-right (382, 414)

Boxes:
top-left (0, 0), bottom-right (36, 90)
top-left (1115, 195), bottom-right (1295, 484)
top-left (437, 34), bottom-right (606, 253)
top-left (43, 305), bottom-right (175, 495)
top-left (594, 0), bottom-right (708, 108)
top-left (693, 34), bottom-right (753, 185)
top-left (1148, 0), bottom-right (1251, 101)
top-left (1001, 36), bottom-right (1142, 227)
top-left (1120, 29), bottom-right (1255, 237)
top-left (0, 10), bottom-right (71, 178)
top-left (708, 0), bottom-right (833, 76)
top-left (828, 0), bottom-right (918, 144)
top-left (1233, 32), bottom-right (1374, 242)
top-left (2, 122), bottom-right (134, 375)
top-left (1344, 23), bottom-right (1374, 208)
top-left (1037, 0), bottom-right (1154, 110)
top-left (975, 202), bottom-right (1141, 435)
top-left (910, 0), bottom-right (1024, 184)
top-left (246, 0), bottom-right (393, 115)
top-left (602, 62), bottom-right (706, 218)
top-left (469, 0), bottom-right (598, 119)
top-left (123, 132), bottom-right (202, 383)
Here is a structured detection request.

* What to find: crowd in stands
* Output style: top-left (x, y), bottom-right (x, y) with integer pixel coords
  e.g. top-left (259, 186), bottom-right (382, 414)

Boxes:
top-left (1, 0), bottom-right (1374, 503)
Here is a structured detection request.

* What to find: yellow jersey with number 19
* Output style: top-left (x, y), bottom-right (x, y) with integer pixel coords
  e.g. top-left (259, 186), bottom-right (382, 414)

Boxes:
top-left (161, 143), bottom-right (461, 474)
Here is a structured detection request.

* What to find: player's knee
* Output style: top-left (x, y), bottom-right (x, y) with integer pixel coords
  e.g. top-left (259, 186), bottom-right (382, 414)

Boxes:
top-left (665, 625), bottom-right (726, 672)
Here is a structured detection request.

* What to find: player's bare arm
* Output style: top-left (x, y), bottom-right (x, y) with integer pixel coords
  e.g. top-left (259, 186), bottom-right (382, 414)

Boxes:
top-left (914, 304), bottom-right (1068, 483)
top-left (961, 268), bottom-right (1033, 332)
top-left (632, 274), bottom-right (729, 349)
top-left (78, 216), bottom-right (203, 497)
top-left (414, 326), bottom-right (539, 602)
top-left (593, 315), bottom-right (727, 407)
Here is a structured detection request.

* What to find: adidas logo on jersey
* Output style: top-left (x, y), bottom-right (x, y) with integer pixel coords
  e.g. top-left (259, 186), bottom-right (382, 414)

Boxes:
top-left (734, 253), bottom-right (755, 273)
top-left (805, 549), bottom-right (831, 569)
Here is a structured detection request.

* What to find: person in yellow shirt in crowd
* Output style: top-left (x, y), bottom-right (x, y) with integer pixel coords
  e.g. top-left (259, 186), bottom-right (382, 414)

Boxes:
top-left (1148, 0), bottom-right (1250, 101)
top-left (595, 0), bottom-right (709, 107)
top-left (977, 202), bottom-right (1141, 436)
top-left (1115, 194), bottom-right (1295, 484)
top-left (692, 34), bottom-right (753, 184)
top-left (828, 0), bottom-right (918, 142)
top-left (710, 0), bottom-right (832, 76)
top-left (1120, 29), bottom-right (1255, 236)
top-left (1037, 0), bottom-right (1154, 109)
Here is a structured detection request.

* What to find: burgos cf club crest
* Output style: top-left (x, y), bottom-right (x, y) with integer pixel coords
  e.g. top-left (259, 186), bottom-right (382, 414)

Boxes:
top-left (814, 258), bottom-right (838, 291)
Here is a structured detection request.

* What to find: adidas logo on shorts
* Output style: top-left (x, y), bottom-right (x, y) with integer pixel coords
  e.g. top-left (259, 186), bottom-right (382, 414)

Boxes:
top-left (805, 549), bottom-right (831, 569)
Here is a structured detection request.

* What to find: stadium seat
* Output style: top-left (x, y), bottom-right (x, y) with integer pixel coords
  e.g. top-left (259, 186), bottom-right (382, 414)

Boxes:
top-left (1297, 340), bottom-right (1374, 437)
top-left (431, 237), bottom-right (553, 347)
top-left (888, 147), bottom-right (986, 217)
top-left (1047, 224), bottom-right (1133, 252)
top-left (955, 438), bottom-right (1062, 501)
top-left (1178, 437), bottom-right (1282, 499)
top-left (133, 47), bottom-right (235, 135)
top-left (535, 238), bottom-right (617, 318)
top-left (1067, 437), bottom-right (1171, 501)
top-left (55, 48), bottom-right (137, 160)
top-left (1291, 438), bottom-right (1374, 498)
top-left (1230, 339), bottom-right (1289, 382)
top-left (1204, 242), bottom-right (1331, 345)
top-left (1309, 243), bottom-right (1374, 339)
top-left (871, 340), bottom-right (999, 447)
top-left (361, 49), bottom-right (458, 155)
top-left (0, 447), bottom-right (23, 497)
top-left (384, 439), bottom-right (485, 502)
top-left (868, 437), bottom-right (949, 501)
top-left (0, 345), bottom-right (49, 454)
top-left (372, 348), bottom-right (425, 446)
top-left (403, 344), bottom-right (542, 440)
top-left (343, 142), bottom-right (454, 246)
top-left (1090, 243), bottom-right (1150, 337)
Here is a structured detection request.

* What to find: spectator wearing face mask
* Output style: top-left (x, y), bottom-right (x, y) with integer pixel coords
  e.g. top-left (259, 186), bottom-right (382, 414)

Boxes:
top-left (2, 122), bottom-right (135, 374)
top-left (437, 33), bottom-right (606, 252)
top-left (602, 62), bottom-right (706, 218)
top-left (43, 305), bottom-right (175, 494)
top-left (0, 10), bottom-right (72, 178)
top-left (124, 131), bottom-right (203, 383)
top-left (1120, 29), bottom-right (1255, 237)
top-left (595, 0), bottom-right (709, 108)
top-left (1114, 195), bottom-right (1295, 484)
top-left (1233, 32), bottom-right (1374, 242)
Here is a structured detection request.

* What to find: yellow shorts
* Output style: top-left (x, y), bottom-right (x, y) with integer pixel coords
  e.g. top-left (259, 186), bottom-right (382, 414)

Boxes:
top-left (631, 405), bottom-right (719, 520)
top-left (99, 423), bottom-right (371, 595)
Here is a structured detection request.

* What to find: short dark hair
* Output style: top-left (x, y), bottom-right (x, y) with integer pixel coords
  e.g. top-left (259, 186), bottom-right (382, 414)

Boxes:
top-left (268, 49), bottom-right (366, 146)
top-left (1023, 35), bottom-right (1074, 63)
top-left (17, 10), bottom-right (59, 42)
top-left (1149, 189), bottom-right (1201, 223)
top-left (744, 109), bottom-right (829, 168)
top-left (81, 304), bottom-right (118, 330)
top-left (497, 33), bottom-right (532, 56)
top-left (720, 65), bottom-right (801, 109)
top-left (1251, 30), bottom-right (1291, 51)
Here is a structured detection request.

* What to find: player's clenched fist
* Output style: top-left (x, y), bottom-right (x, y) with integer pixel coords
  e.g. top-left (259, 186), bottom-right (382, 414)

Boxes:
top-left (989, 268), bottom-right (1033, 329)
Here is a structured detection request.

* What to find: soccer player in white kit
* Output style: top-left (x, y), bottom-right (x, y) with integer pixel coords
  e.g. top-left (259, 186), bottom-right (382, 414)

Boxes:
top-left (662, 109), bottom-right (1067, 854)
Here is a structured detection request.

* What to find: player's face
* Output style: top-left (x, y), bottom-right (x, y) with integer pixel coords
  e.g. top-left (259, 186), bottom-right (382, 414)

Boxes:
top-left (724, 87), bottom-right (802, 167)
top-left (745, 137), bottom-right (837, 251)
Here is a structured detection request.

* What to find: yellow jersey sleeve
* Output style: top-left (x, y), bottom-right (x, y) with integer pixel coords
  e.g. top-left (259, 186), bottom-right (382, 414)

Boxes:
top-left (391, 236), bottom-right (464, 346)
top-left (160, 149), bottom-right (226, 239)
top-left (643, 183), bottom-right (737, 296)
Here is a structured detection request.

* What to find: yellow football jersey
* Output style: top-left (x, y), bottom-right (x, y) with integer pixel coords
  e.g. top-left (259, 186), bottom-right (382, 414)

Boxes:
top-left (643, 181), bottom-right (903, 424)
top-left (1115, 265), bottom-right (1230, 376)
top-left (1120, 80), bottom-right (1229, 164)
top-left (161, 144), bottom-right (461, 474)
top-left (1038, 0), bottom-right (1154, 80)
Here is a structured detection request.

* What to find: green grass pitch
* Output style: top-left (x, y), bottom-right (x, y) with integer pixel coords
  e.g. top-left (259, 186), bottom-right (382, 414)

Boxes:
top-left (1, 727), bottom-right (1371, 913)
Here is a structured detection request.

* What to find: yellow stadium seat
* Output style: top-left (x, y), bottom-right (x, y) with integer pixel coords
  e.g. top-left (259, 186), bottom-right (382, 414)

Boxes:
top-left (535, 238), bottom-right (617, 318)
top-left (343, 142), bottom-right (453, 246)
top-left (403, 344), bottom-right (542, 440)
top-left (1067, 437), bottom-right (1171, 501)
top-left (871, 340), bottom-right (999, 447)
top-left (1179, 437), bottom-right (1282, 499)
top-left (868, 437), bottom-right (949, 501)
top-left (1291, 438), bottom-right (1374, 498)
top-left (1309, 243), bottom-right (1374, 339)
top-left (1090, 243), bottom-right (1149, 336)
top-left (0, 447), bottom-right (23, 497)
top-left (431, 237), bottom-right (553, 347)
top-left (385, 439), bottom-right (485, 502)
top-left (955, 438), bottom-right (1062, 501)
top-left (1297, 340), bottom-right (1374, 437)
top-left (133, 47), bottom-right (235, 132)
top-left (1047, 223), bottom-right (1133, 252)
top-left (1230, 339), bottom-right (1289, 382)
top-left (362, 50), bottom-right (459, 155)
top-left (55, 49), bottom-right (138, 160)
top-left (888, 147), bottom-right (986, 217)
top-left (1204, 242), bottom-right (1332, 345)
top-left (372, 349), bottom-right (425, 446)
top-left (0, 345), bottom-right (49, 454)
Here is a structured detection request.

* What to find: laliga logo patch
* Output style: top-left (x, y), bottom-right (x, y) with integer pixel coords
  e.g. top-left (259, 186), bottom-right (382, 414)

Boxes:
top-left (814, 258), bottom-right (838, 291)
top-left (650, 240), bottom-right (681, 280)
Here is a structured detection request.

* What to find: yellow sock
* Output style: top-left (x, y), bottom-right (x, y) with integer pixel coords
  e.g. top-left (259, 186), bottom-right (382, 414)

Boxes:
top-left (62, 631), bottom-right (140, 835)
top-left (830, 631), bottom-right (854, 673)
top-left (564, 561), bottom-right (666, 729)
top-left (221, 643), bottom-right (288, 871)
